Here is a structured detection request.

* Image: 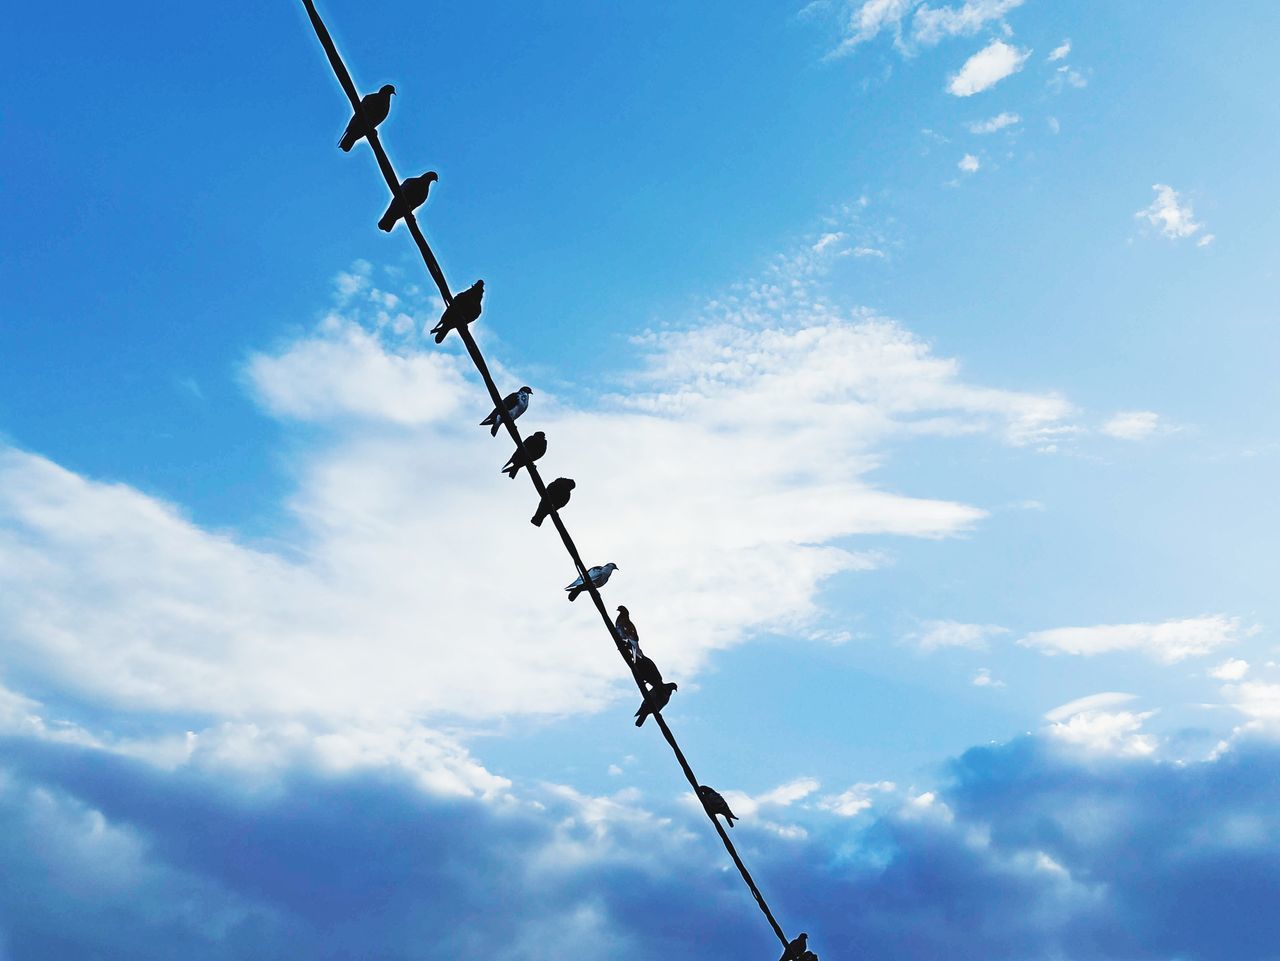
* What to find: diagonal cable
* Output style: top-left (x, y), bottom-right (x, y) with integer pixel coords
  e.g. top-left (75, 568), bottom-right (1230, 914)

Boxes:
top-left (300, 0), bottom-right (794, 948)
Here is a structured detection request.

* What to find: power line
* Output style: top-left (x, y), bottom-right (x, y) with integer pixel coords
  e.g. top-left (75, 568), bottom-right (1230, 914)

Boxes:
top-left (299, 1), bottom-right (800, 950)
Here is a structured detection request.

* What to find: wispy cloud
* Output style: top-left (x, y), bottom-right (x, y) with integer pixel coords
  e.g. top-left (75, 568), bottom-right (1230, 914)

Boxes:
top-left (1100, 410), bottom-right (1161, 440)
top-left (1135, 184), bottom-right (1213, 245)
top-left (832, 0), bottom-right (1026, 55)
top-left (912, 620), bottom-right (1009, 651)
top-left (947, 40), bottom-right (1031, 96)
top-left (967, 111), bottom-right (1020, 133)
top-left (1021, 615), bottom-right (1247, 663)
top-left (1047, 39), bottom-right (1071, 61)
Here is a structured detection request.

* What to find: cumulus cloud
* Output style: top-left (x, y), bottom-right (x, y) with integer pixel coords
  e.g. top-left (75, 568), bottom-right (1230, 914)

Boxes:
top-left (1020, 615), bottom-right (1246, 663)
top-left (958, 153), bottom-right (981, 173)
top-left (1211, 658), bottom-right (1250, 681)
top-left (967, 111), bottom-right (1020, 133)
top-left (947, 40), bottom-right (1031, 96)
top-left (972, 667), bottom-right (1005, 687)
top-left (1101, 410), bottom-right (1161, 440)
top-left (1043, 692), bottom-right (1156, 756)
top-left (1136, 184), bottom-right (1213, 244)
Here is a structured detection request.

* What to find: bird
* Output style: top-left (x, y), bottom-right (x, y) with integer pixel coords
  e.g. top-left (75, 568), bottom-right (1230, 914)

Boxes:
top-left (778, 933), bottom-right (809, 961)
top-left (798, 952), bottom-right (819, 961)
top-left (615, 606), bottom-right (640, 660)
top-left (429, 280), bottom-right (483, 344)
top-left (338, 84), bottom-right (395, 151)
top-left (635, 655), bottom-right (664, 689)
top-left (531, 477), bottom-right (575, 527)
top-left (634, 681), bottom-right (677, 726)
top-left (378, 171), bottom-right (437, 232)
top-left (564, 563), bottom-right (618, 602)
top-left (697, 785), bottom-right (739, 828)
top-left (481, 386), bottom-right (532, 437)
top-left (501, 431), bottom-right (546, 479)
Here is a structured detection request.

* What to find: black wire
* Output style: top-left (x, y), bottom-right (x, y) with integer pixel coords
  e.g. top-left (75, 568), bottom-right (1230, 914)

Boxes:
top-left (299, 0), bottom-right (794, 948)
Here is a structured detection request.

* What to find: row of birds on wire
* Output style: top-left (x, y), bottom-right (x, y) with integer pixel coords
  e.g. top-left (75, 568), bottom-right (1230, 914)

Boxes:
top-left (338, 82), bottom-right (819, 961)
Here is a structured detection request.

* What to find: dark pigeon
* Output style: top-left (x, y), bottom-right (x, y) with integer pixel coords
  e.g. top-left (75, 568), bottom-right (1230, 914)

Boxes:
top-left (615, 605), bottom-right (640, 660)
top-left (531, 477), bottom-right (575, 527)
top-left (481, 386), bottom-right (532, 437)
top-left (634, 681), bottom-right (677, 727)
top-left (430, 280), bottom-right (483, 344)
top-left (635, 655), bottom-right (664, 689)
top-left (697, 785), bottom-right (739, 828)
top-left (778, 933), bottom-right (809, 961)
top-left (565, 563), bottom-right (618, 602)
top-left (378, 171), bottom-right (437, 232)
top-left (338, 84), bottom-right (395, 151)
top-left (502, 431), bottom-right (547, 479)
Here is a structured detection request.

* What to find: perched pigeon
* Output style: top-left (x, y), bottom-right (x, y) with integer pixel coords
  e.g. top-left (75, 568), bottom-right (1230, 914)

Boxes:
top-left (634, 681), bottom-right (677, 727)
top-left (481, 386), bottom-right (532, 437)
top-left (430, 280), bottom-right (483, 344)
top-left (798, 952), bottom-right (819, 961)
top-left (502, 431), bottom-right (546, 479)
top-left (635, 655), bottom-right (664, 689)
top-left (338, 84), bottom-right (395, 151)
top-left (697, 785), bottom-right (739, 828)
top-left (615, 605), bottom-right (640, 660)
top-left (378, 171), bottom-right (437, 232)
top-left (778, 933), bottom-right (809, 961)
top-left (564, 562), bottom-right (618, 602)
top-left (532, 477), bottom-right (575, 527)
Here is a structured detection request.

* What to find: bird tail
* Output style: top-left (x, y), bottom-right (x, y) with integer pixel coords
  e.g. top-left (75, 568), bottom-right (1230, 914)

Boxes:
top-left (490, 419), bottom-right (501, 437)
top-left (568, 586), bottom-right (582, 602)
top-left (430, 323), bottom-right (447, 344)
top-left (726, 816), bottom-right (736, 828)
top-left (378, 209), bottom-right (396, 232)
top-left (635, 713), bottom-right (647, 727)
top-left (503, 463), bottom-right (520, 479)
top-left (531, 508), bottom-right (546, 527)
top-left (339, 131), bottom-right (358, 152)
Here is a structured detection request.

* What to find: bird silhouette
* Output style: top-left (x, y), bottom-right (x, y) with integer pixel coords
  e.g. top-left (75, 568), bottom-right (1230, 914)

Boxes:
top-left (378, 171), bottom-right (437, 231)
top-left (615, 605), bottom-right (640, 660)
top-left (502, 431), bottom-right (546, 479)
top-left (338, 84), bottom-right (395, 151)
top-left (697, 785), bottom-right (739, 828)
top-left (532, 477), bottom-right (575, 527)
top-left (430, 280), bottom-right (483, 344)
top-left (635, 655), bottom-right (664, 689)
top-left (634, 682), bottom-right (677, 726)
top-left (565, 562), bottom-right (618, 602)
top-left (481, 386), bottom-right (532, 437)
top-left (778, 933), bottom-right (809, 961)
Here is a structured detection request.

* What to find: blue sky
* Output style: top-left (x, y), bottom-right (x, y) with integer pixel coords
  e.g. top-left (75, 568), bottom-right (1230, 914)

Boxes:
top-left (2, 1), bottom-right (1279, 958)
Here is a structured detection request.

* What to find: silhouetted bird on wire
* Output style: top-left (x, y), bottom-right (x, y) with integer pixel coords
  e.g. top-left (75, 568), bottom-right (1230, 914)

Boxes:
top-left (532, 477), bottom-right (575, 527)
top-left (430, 280), bottom-right (483, 344)
top-left (565, 562), bottom-right (618, 601)
top-left (338, 84), bottom-right (395, 151)
top-left (502, 431), bottom-right (546, 479)
top-left (697, 785), bottom-right (739, 828)
top-left (378, 171), bottom-right (437, 231)
top-left (635, 655), bottom-right (664, 690)
top-left (615, 605), bottom-right (641, 660)
top-left (635, 681), bottom-right (677, 727)
top-left (778, 933), bottom-right (809, 961)
top-left (481, 386), bottom-right (532, 437)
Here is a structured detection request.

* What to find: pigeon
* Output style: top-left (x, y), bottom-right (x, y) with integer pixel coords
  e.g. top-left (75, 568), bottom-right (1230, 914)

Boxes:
top-left (531, 477), bottom-right (575, 527)
top-left (635, 655), bottom-right (664, 689)
top-left (429, 280), bottom-right (483, 344)
top-left (378, 171), bottom-right (437, 232)
top-left (481, 386), bottom-right (532, 437)
top-left (615, 605), bottom-right (640, 660)
top-left (778, 933), bottom-right (809, 961)
top-left (634, 681), bottom-right (677, 727)
top-left (501, 431), bottom-right (546, 479)
top-left (338, 84), bottom-right (395, 151)
top-left (697, 785), bottom-right (738, 828)
top-left (565, 563), bottom-right (618, 602)
top-left (798, 952), bottom-right (819, 961)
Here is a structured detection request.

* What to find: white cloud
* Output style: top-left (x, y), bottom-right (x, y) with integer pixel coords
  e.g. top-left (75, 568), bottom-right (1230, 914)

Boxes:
top-left (1135, 184), bottom-right (1212, 243)
top-left (1210, 658), bottom-right (1250, 681)
top-left (958, 153), bottom-right (981, 173)
top-left (1047, 116), bottom-right (1061, 135)
top-left (972, 667), bottom-right (1004, 687)
top-left (1050, 64), bottom-right (1088, 90)
top-left (913, 620), bottom-right (1008, 651)
top-left (1101, 410), bottom-right (1160, 441)
top-left (1047, 40), bottom-right (1071, 62)
top-left (967, 111), bottom-right (1020, 134)
top-left (818, 780), bottom-right (896, 816)
top-left (947, 40), bottom-right (1031, 96)
top-left (1044, 693), bottom-right (1156, 756)
top-left (812, 231), bottom-right (845, 252)
top-left (1197, 233), bottom-right (1216, 248)
top-left (1020, 615), bottom-right (1246, 663)
top-left (832, 0), bottom-right (1024, 54)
